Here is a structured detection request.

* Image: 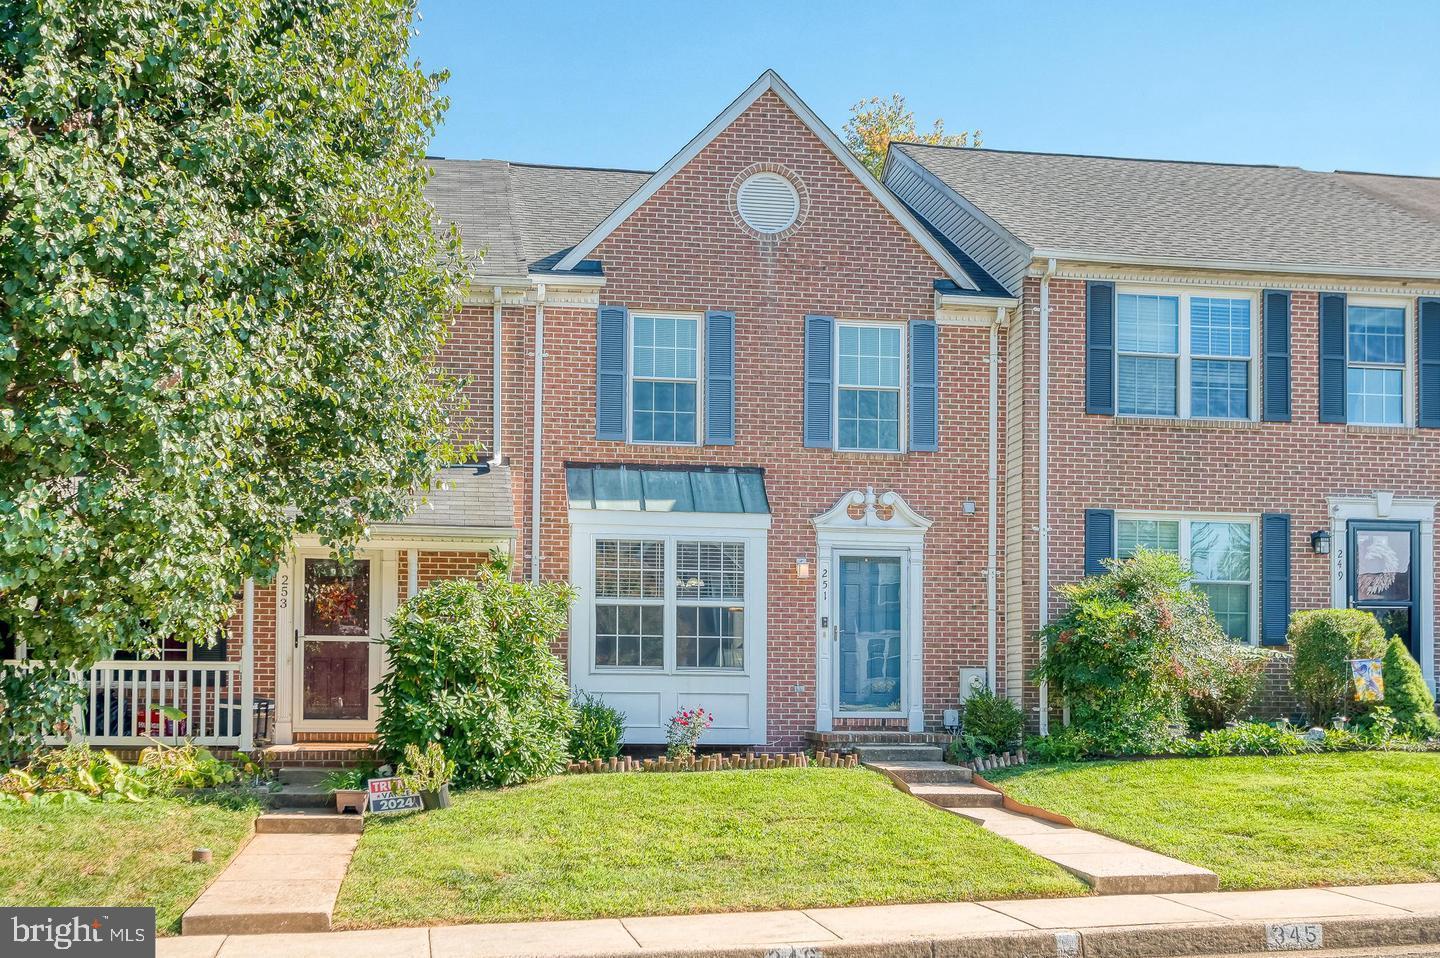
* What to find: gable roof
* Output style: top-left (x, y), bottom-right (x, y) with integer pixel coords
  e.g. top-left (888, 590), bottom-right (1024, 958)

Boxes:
top-left (551, 70), bottom-right (984, 290)
top-left (895, 143), bottom-right (1440, 278)
top-left (425, 158), bottom-right (651, 281)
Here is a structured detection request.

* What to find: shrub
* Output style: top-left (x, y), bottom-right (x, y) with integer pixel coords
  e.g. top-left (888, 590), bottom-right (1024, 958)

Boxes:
top-left (1034, 549), bottom-right (1232, 755)
top-left (961, 688), bottom-right (1025, 752)
top-left (0, 665), bottom-right (81, 769)
top-left (947, 731), bottom-right (997, 764)
top-left (1380, 638), bottom-right (1440, 739)
top-left (1178, 639), bottom-right (1272, 731)
top-left (1180, 721), bottom-right (1316, 757)
top-left (569, 692), bottom-right (625, 762)
top-left (1024, 726), bottom-right (1093, 764)
top-left (397, 742), bottom-right (455, 793)
top-left (1288, 610), bottom-right (1387, 724)
top-left (138, 741), bottom-right (237, 790)
top-left (375, 557), bottom-right (575, 788)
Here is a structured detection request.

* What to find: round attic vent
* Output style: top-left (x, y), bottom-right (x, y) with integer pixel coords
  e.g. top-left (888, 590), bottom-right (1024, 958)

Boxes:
top-left (736, 172), bottom-right (800, 234)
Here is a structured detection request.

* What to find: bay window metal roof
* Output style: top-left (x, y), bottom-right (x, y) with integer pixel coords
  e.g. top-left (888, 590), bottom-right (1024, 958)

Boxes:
top-left (565, 464), bottom-right (769, 514)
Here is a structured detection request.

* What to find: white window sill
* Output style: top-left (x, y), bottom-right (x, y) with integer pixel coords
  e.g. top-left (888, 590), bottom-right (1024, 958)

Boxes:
top-left (1345, 422), bottom-right (1416, 435)
top-left (1113, 415), bottom-right (1261, 430)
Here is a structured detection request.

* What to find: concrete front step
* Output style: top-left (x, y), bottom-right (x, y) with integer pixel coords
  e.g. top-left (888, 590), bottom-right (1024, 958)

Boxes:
top-left (852, 743), bottom-right (944, 763)
top-left (264, 784), bottom-right (334, 810)
top-left (905, 783), bottom-right (1004, 808)
top-left (865, 760), bottom-right (973, 785)
top-left (276, 767), bottom-right (333, 786)
top-left (256, 809), bottom-right (364, 834)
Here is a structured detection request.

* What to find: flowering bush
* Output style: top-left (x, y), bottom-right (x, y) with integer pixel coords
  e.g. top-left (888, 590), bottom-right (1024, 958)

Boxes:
top-left (665, 707), bottom-right (712, 759)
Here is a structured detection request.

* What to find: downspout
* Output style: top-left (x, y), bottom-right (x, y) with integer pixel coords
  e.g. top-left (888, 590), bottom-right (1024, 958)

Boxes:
top-left (489, 286), bottom-right (504, 465)
top-left (529, 283), bottom-right (546, 584)
top-left (1037, 257), bottom-right (1056, 736)
top-left (987, 308), bottom-right (1001, 693)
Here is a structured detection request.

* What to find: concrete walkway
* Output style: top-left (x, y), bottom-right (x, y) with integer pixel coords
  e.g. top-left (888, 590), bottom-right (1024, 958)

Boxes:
top-left (867, 760), bottom-right (1217, 894)
top-left (161, 883), bottom-right (1440, 958)
top-left (181, 810), bottom-right (364, 935)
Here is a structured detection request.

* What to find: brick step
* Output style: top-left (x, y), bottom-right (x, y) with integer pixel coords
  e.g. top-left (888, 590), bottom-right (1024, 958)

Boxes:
top-left (906, 783), bottom-right (1004, 808)
top-left (256, 809), bottom-right (364, 834)
top-left (852, 744), bottom-right (944, 763)
top-left (865, 760), bottom-right (973, 785)
top-left (807, 730), bottom-right (953, 746)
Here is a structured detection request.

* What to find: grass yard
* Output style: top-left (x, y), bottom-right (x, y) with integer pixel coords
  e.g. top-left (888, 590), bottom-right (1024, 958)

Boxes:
top-left (334, 767), bottom-right (1085, 927)
top-left (0, 798), bottom-right (260, 933)
top-left (991, 752), bottom-right (1440, 890)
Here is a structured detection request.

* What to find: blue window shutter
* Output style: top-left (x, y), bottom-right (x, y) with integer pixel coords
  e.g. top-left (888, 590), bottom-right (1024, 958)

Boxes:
top-left (595, 305), bottom-right (628, 441)
top-left (803, 314), bottom-right (834, 448)
top-left (704, 310), bottom-right (735, 445)
top-left (1419, 298), bottom-right (1440, 429)
top-left (1262, 290), bottom-right (1292, 422)
top-left (1318, 292), bottom-right (1347, 424)
top-left (1086, 282), bottom-right (1116, 415)
top-left (909, 320), bottom-right (939, 451)
top-left (1261, 513), bottom-right (1292, 646)
top-left (1083, 509), bottom-right (1115, 577)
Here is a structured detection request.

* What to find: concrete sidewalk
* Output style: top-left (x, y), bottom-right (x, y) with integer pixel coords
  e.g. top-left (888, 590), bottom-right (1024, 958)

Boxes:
top-left (162, 883), bottom-right (1440, 958)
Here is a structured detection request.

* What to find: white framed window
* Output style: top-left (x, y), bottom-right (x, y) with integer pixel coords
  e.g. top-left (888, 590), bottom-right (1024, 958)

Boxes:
top-left (591, 536), bottom-right (748, 672)
top-left (1346, 299), bottom-right (1410, 426)
top-left (1117, 287), bottom-right (1258, 420)
top-left (836, 321), bottom-right (904, 452)
top-left (1116, 512), bottom-right (1260, 643)
top-left (630, 313), bottom-right (701, 445)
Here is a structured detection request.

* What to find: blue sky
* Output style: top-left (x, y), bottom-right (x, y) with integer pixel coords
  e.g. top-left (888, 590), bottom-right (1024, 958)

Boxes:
top-left (413, 1), bottom-right (1440, 177)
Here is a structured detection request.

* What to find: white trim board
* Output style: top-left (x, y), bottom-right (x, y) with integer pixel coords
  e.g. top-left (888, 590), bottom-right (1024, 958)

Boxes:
top-left (553, 71), bottom-right (981, 291)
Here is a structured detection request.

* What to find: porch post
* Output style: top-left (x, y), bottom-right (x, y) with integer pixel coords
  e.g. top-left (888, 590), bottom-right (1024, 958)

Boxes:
top-left (239, 578), bottom-right (255, 750)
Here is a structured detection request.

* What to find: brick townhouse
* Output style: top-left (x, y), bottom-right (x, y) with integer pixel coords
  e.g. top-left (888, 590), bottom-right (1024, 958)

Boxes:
top-left (20, 71), bottom-right (1437, 752)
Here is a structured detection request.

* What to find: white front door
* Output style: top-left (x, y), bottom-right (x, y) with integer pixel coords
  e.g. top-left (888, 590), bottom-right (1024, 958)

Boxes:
top-left (292, 552), bottom-right (385, 732)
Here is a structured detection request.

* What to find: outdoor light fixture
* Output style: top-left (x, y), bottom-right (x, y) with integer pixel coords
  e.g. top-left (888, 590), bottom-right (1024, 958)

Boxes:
top-left (794, 555), bottom-right (811, 578)
top-left (1311, 530), bottom-right (1332, 555)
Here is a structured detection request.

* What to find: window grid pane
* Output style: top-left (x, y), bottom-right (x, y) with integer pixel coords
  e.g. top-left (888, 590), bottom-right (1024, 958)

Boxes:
top-left (1347, 367), bottom-right (1404, 426)
top-left (676, 541), bottom-right (745, 601)
top-left (1117, 519), bottom-right (1180, 558)
top-left (594, 540), bottom-right (665, 599)
top-left (1196, 583), bottom-right (1250, 640)
top-left (594, 603), bottom-right (664, 668)
top-left (676, 606), bottom-right (744, 669)
top-left (838, 387), bottom-right (900, 451)
top-left (838, 325), bottom-right (902, 388)
top-left (1192, 359), bottom-right (1249, 419)
top-left (1190, 298), bottom-right (1252, 358)
top-left (1118, 294), bottom-right (1180, 353)
top-left (1347, 306), bottom-right (1405, 365)
top-left (1118, 356), bottom-right (1178, 416)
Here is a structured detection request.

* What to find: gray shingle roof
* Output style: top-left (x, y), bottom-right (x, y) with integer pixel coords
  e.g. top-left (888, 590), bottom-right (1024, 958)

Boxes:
top-left (425, 159), bottom-right (651, 280)
top-left (396, 465), bottom-right (514, 532)
top-left (896, 144), bottom-right (1440, 275)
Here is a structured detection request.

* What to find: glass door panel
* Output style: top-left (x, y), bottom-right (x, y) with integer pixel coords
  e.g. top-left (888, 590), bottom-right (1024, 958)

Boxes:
top-left (1349, 523), bottom-right (1419, 660)
top-left (299, 557), bottom-right (375, 722)
top-left (837, 556), bottom-right (903, 713)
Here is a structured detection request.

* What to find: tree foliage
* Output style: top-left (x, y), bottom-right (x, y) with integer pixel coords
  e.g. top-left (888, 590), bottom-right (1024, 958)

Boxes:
top-left (843, 93), bottom-right (981, 178)
top-left (1, 0), bottom-right (467, 669)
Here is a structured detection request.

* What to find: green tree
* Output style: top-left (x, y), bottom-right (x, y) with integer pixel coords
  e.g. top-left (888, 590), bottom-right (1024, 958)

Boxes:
top-left (0, 0), bottom-right (466, 693)
top-left (843, 93), bottom-right (981, 178)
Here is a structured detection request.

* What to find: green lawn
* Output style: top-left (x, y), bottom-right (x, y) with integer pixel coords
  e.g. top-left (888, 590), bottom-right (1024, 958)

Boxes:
top-left (0, 798), bottom-right (259, 933)
top-left (334, 767), bottom-right (1085, 927)
top-left (991, 752), bottom-right (1440, 890)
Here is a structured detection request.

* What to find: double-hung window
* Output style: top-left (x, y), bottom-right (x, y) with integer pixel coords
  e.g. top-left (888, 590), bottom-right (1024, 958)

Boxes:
top-left (631, 314), bottom-right (699, 444)
top-left (837, 322), bottom-right (903, 452)
top-left (1346, 303), bottom-right (1407, 426)
top-left (1117, 289), bottom-right (1256, 419)
top-left (593, 538), bottom-right (746, 671)
top-left (1117, 514), bottom-right (1258, 642)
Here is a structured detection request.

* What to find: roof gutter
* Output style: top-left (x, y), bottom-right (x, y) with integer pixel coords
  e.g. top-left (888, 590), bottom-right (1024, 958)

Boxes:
top-left (1032, 248), bottom-right (1440, 283)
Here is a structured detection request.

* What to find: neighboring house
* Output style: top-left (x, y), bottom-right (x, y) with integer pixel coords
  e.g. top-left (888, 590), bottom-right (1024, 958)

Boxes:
top-left (23, 71), bottom-right (1437, 753)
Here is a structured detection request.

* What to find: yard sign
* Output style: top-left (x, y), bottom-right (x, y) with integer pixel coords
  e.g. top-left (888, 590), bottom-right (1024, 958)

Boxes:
top-left (367, 777), bottom-right (423, 814)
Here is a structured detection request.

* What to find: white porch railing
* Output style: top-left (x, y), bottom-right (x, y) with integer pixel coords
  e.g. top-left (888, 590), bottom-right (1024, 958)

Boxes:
top-left (77, 660), bottom-right (245, 747)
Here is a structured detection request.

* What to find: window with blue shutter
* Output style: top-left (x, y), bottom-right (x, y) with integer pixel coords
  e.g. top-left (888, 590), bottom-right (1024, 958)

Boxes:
top-left (704, 310), bottom-right (735, 445)
top-left (1086, 282), bottom-right (1116, 415)
top-left (1083, 509), bottom-right (1115, 576)
top-left (595, 305), bottom-right (628, 440)
top-left (909, 320), bottom-right (938, 451)
top-left (803, 315), bottom-right (835, 448)
top-left (1263, 290), bottom-right (1292, 422)
top-left (1318, 293), bottom-right (1347, 423)
top-left (1419, 298), bottom-right (1440, 429)
top-left (1261, 513), bottom-right (1291, 646)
